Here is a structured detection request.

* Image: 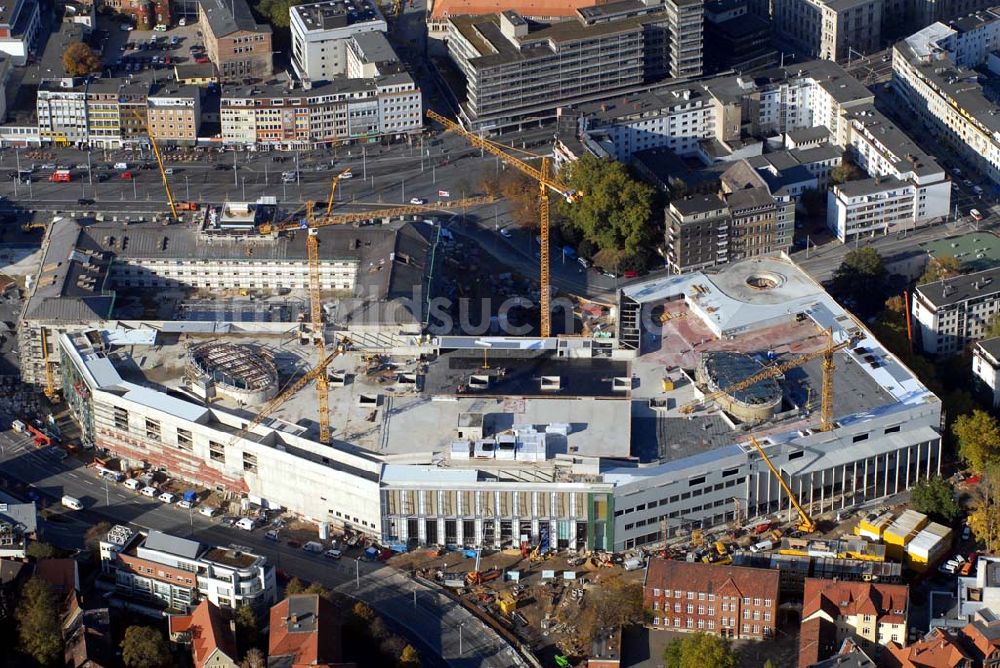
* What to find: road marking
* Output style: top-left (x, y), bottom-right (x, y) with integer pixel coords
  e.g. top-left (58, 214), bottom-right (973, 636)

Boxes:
top-left (67, 472), bottom-right (79, 479)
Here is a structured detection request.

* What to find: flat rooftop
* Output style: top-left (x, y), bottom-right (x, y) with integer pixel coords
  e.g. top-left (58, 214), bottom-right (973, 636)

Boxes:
top-left (202, 546), bottom-right (261, 569)
top-left (292, 0), bottom-right (383, 30)
top-left (919, 232), bottom-right (1000, 274)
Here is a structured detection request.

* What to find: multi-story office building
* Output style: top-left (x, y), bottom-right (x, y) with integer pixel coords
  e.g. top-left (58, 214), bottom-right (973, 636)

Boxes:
top-left (36, 79), bottom-right (89, 146)
top-left (644, 560), bottom-right (780, 639)
top-left (198, 0), bottom-right (273, 82)
top-left (0, 0), bottom-right (41, 64)
top-left (703, 0), bottom-right (777, 74)
top-left (445, 0), bottom-right (703, 128)
top-left (893, 12), bottom-right (1000, 188)
top-left (290, 0), bottom-right (386, 82)
top-left (773, 0), bottom-right (883, 61)
top-left (220, 74), bottom-right (420, 149)
top-left (346, 31), bottom-right (402, 79)
top-left (99, 526), bottom-right (277, 613)
top-left (972, 337), bottom-right (1000, 406)
top-left (912, 267), bottom-right (1000, 355)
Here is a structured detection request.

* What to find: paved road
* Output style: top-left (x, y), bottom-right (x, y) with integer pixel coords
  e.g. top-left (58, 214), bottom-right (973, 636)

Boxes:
top-left (0, 433), bottom-right (524, 668)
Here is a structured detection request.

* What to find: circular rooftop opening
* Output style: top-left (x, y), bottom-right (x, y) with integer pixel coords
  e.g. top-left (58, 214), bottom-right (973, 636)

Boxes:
top-left (745, 271), bottom-right (785, 290)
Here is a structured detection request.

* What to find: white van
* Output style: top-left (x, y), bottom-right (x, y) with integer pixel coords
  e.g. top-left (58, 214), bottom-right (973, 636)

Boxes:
top-left (11, 419), bottom-right (25, 433)
top-left (750, 540), bottom-right (774, 553)
top-left (236, 517), bottom-right (255, 531)
top-left (623, 557), bottom-right (645, 571)
top-left (302, 541), bottom-right (324, 553)
top-left (123, 478), bottom-right (141, 491)
top-left (199, 506), bottom-right (218, 517)
top-left (158, 492), bottom-right (176, 504)
top-left (61, 495), bottom-right (83, 510)
top-left (140, 486), bottom-right (158, 497)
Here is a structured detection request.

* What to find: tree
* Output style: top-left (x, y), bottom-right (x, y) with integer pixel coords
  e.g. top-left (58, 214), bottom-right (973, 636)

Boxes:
top-left (234, 605), bottom-right (261, 654)
top-left (953, 410), bottom-right (1000, 473)
top-left (499, 171), bottom-right (539, 228)
top-left (919, 255), bottom-right (962, 285)
top-left (121, 626), bottom-right (172, 668)
top-left (16, 577), bottom-right (62, 666)
top-left (831, 160), bottom-right (865, 185)
top-left (555, 153), bottom-right (654, 259)
top-left (831, 247), bottom-right (886, 316)
top-left (910, 476), bottom-right (960, 523)
top-left (399, 643), bottom-right (421, 668)
top-left (62, 41), bottom-right (102, 77)
top-left (26, 541), bottom-right (58, 559)
top-left (663, 633), bottom-right (738, 668)
top-left (254, 0), bottom-right (302, 27)
top-left (985, 314), bottom-right (1000, 340)
top-left (284, 577), bottom-right (306, 595)
top-left (591, 575), bottom-right (645, 628)
top-left (763, 661), bottom-right (777, 668)
top-left (84, 522), bottom-right (112, 551)
top-left (240, 648), bottom-right (266, 668)
top-left (352, 601), bottom-right (376, 622)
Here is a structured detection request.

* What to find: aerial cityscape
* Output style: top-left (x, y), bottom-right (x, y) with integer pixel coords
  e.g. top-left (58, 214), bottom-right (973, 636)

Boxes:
top-left (3, 0), bottom-right (1000, 665)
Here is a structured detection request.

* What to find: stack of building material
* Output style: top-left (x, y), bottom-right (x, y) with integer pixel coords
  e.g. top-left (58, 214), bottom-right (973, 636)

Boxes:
top-left (905, 522), bottom-right (953, 571)
top-left (883, 510), bottom-right (929, 561)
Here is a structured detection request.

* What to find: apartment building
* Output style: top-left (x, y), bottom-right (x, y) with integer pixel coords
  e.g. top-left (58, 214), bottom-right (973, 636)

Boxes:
top-left (893, 13), bottom-right (1000, 188)
top-left (665, 194), bottom-right (733, 273)
top-left (644, 560), bottom-right (780, 639)
top-left (346, 31), bottom-right (402, 79)
top-left (912, 266), bottom-right (1000, 355)
top-left (221, 74), bottom-right (420, 149)
top-left (445, 0), bottom-right (703, 128)
top-left (99, 526), bottom-right (277, 613)
top-left (37, 79), bottom-right (89, 146)
top-left (269, 595), bottom-right (355, 668)
top-left (290, 0), bottom-right (386, 82)
top-left (0, 0), bottom-right (40, 64)
top-left (801, 580), bottom-right (909, 657)
top-left (147, 85), bottom-right (201, 145)
top-left (773, 0), bottom-right (882, 61)
top-left (0, 498), bottom-right (36, 559)
top-left (198, 0), bottom-right (272, 82)
top-left (972, 337), bottom-right (1000, 406)
top-left (827, 177), bottom-right (917, 242)
top-left (883, 628), bottom-right (973, 668)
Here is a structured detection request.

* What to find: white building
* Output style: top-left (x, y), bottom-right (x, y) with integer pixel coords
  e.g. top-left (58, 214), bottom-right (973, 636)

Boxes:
top-left (893, 13), bottom-right (1000, 187)
top-left (290, 0), bottom-right (386, 82)
top-left (0, 0), bottom-right (41, 65)
top-left (99, 527), bottom-right (277, 613)
top-left (827, 177), bottom-right (917, 242)
top-left (973, 337), bottom-right (1000, 405)
top-left (912, 266), bottom-right (1000, 355)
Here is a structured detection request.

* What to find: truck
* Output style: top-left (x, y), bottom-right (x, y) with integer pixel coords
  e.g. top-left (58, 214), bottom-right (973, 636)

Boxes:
top-left (49, 170), bottom-right (71, 183)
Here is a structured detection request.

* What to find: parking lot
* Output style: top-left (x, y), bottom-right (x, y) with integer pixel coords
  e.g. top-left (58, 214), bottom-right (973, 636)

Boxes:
top-left (112, 23), bottom-right (209, 76)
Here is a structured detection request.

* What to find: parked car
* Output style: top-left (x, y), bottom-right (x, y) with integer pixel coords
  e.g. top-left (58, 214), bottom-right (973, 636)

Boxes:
top-left (963, 525), bottom-right (972, 540)
top-left (409, 197), bottom-right (427, 205)
top-left (178, 499), bottom-right (192, 509)
top-left (236, 517), bottom-right (256, 531)
top-left (199, 506), bottom-right (218, 517)
top-left (140, 485), bottom-right (158, 497)
top-left (499, 228), bottom-right (512, 238)
top-left (324, 549), bottom-right (342, 559)
top-left (302, 541), bottom-right (324, 553)
top-left (123, 478), bottom-right (141, 491)
top-left (265, 529), bottom-right (280, 541)
top-left (158, 492), bottom-right (176, 504)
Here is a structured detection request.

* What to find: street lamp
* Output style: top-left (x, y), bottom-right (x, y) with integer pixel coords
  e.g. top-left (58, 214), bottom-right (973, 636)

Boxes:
top-left (458, 622), bottom-right (466, 656)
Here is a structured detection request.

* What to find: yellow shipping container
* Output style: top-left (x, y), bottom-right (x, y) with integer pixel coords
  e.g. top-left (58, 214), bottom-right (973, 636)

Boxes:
top-left (883, 510), bottom-right (928, 560)
top-left (905, 522), bottom-right (953, 571)
top-left (855, 510), bottom-right (895, 541)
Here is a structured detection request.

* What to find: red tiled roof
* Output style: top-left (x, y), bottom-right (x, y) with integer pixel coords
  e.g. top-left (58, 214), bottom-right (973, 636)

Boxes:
top-left (179, 600), bottom-right (237, 668)
top-left (644, 558), bottom-right (780, 601)
top-left (33, 558), bottom-right (79, 596)
top-left (882, 628), bottom-right (972, 668)
top-left (958, 620), bottom-right (1000, 664)
top-left (803, 579), bottom-right (908, 624)
top-left (268, 595), bottom-right (349, 668)
top-left (799, 617), bottom-right (839, 668)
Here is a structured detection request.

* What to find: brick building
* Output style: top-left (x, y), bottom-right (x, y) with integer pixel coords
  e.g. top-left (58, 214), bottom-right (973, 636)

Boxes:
top-left (197, 0), bottom-right (272, 82)
top-left (643, 559), bottom-right (780, 639)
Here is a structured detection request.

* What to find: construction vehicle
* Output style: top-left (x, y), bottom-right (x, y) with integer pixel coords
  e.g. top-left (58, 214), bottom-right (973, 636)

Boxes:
top-left (746, 435), bottom-right (816, 534)
top-left (130, 108), bottom-right (178, 220)
top-left (426, 110), bottom-right (581, 337)
top-left (225, 339), bottom-right (349, 448)
top-left (679, 328), bottom-right (861, 432)
top-left (27, 424), bottom-right (52, 447)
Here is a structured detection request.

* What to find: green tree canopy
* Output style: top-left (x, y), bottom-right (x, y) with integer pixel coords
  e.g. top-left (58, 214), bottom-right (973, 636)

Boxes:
top-left (831, 247), bottom-right (887, 316)
top-left (831, 161), bottom-right (865, 185)
top-left (919, 255), bottom-right (962, 285)
top-left (556, 153), bottom-right (654, 259)
top-left (910, 475), bottom-right (960, 523)
top-left (62, 41), bottom-right (102, 77)
top-left (663, 632), bottom-right (738, 668)
top-left (284, 577), bottom-right (306, 595)
top-left (16, 576), bottom-right (62, 666)
top-left (254, 0), bottom-right (301, 28)
top-left (953, 410), bottom-right (1000, 473)
top-left (121, 626), bottom-right (172, 668)
top-left (27, 541), bottom-right (58, 559)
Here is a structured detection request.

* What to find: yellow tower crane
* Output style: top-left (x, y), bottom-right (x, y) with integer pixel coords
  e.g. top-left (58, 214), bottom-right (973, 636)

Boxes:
top-left (425, 110), bottom-right (580, 337)
top-left (679, 328), bottom-right (859, 432)
top-left (746, 435), bottom-right (816, 534)
top-left (226, 340), bottom-right (349, 448)
top-left (131, 108), bottom-right (178, 220)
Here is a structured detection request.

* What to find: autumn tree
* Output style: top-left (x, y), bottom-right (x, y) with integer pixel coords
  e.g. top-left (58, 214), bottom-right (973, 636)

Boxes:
top-left (62, 42), bottom-right (102, 77)
top-left (919, 255), bottom-right (962, 285)
top-left (663, 632), bottom-right (738, 668)
top-left (16, 577), bottom-right (62, 666)
top-left (910, 476), bottom-right (960, 523)
top-left (399, 644), bottom-right (421, 668)
top-left (284, 577), bottom-right (306, 595)
top-left (234, 605), bottom-right (262, 654)
top-left (831, 160), bottom-right (865, 185)
top-left (240, 648), bottom-right (266, 668)
top-left (304, 582), bottom-right (334, 601)
top-left (26, 541), bottom-right (58, 559)
top-left (555, 153), bottom-right (654, 260)
top-left (499, 171), bottom-right (539, 228)
top-left (121, 626), bottom-right (172, 668)
top-left (953, 410), bottom-right (1000, 473)
top-left (831, 247), bottom-right (887, 316)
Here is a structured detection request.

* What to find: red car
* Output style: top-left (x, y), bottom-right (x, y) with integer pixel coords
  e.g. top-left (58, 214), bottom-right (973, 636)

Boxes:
top-left (195, 57), bottom-right (209, 64)
top-left (120, 171), bottom-right (134, 180)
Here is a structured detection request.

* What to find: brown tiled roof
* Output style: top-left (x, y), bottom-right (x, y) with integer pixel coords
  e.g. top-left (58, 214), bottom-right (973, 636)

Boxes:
top-left (268, 595), bottom-right (351, 668)
top-left (803, 579), bottom-right (909, 625)
top-left (174, 600), bottom-right (237, 668)
top-left (644, 559), bottom-right (780, 600)
top-left (33, 558), bottom-right (79, 596)
top-left (799, 617), bottom-right (839, 668)
top-left (882, 628), bottom-right (972, 668)
top-left (959, 620), bottom-right (1000, 664)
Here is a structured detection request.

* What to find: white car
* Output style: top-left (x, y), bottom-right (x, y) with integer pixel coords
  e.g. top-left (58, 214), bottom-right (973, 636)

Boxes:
top-left (123, 478), bottom-right (141, 490)
top-left (158, 492), bottom-right (177, 504)
top-left (410, 198), bottom-right (427, 205)
top-left (140, 486), bottom-right (158, 497)
top-left (199, 506), bottom-right (218, 517)
top-left (178, 499), bottom-right (192, 509)
top-left (324, 549), bottom-right (342, 559)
